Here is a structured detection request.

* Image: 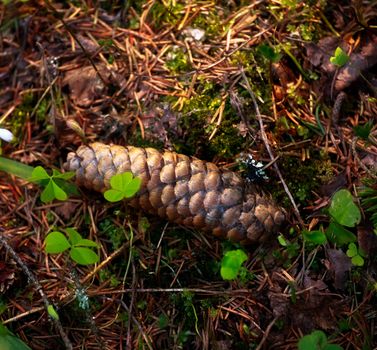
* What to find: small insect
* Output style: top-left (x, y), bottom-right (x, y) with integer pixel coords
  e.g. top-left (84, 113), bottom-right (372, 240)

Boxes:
top-left (238, 153), bottom-right (269, 183)
top-left (47, 56), bottom-right (59, 78)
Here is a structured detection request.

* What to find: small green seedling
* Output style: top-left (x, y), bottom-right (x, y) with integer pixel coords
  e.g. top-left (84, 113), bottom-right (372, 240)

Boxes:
top-left (298, 330), bottom-right (343, 350)
top-left (257, 44), bottom-right (282, 62)
top-left (44, 227), bottom-right (99, 265)
top-left (277, 234), bottom-right (300, 259)
top-left (104, 172), bottom-right (141, 202)
top-left (0, 158), bottom-right (77, 202)
top-left (324, 189), bottom-right (366, 266)
top-left (28, 166), bottom-right (76, 203)
top-left (326, 189), bottom-right (360, 245)
top-left (303, 229), bottom-right (327, 245)
top-left (353, 120), bottom-right (373, 140)
top-left (220, 249), bottom-right (248, 280)
top-left (47, 304), bottom-right (59, 320)
top-left (0, 323), bottom-right (31, 350)
top-left (328, 189), bottom-right (361, 227)
top-left (330, 47), bottom-right (349, 67)
top-left (346, 243), bottom-right (365, 267)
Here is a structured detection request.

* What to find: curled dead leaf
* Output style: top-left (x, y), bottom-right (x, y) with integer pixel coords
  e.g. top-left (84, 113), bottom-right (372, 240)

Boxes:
top-left (63, 65), bottom-right (110, 107)
top-left (326, 248), bottom-right (352, 290)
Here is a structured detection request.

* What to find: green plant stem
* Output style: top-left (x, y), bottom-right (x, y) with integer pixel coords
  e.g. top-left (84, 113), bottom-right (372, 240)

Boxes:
top-left (282, 46), bottom-right (308, 80)
top-left (318, 11), bottom-right (340, 37)
top-left (0, 156), bottom-right (34, 179)
top-left (314, 105), bottom-right (326, 135)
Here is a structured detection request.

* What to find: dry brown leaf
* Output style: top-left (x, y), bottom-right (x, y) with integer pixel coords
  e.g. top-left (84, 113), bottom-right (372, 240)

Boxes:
top-left (306, 35), bottom-right (377, 96)
top-left (54, 201), bottom-right (80, 221)
top-left (63, 65), bottom-right (110, 107)
top-left (326, 248), bottom-right (352, 290)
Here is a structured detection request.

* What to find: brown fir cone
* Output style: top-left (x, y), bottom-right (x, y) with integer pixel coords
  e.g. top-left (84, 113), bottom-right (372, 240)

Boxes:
top-left (64, 143), bottom-right (285, 244)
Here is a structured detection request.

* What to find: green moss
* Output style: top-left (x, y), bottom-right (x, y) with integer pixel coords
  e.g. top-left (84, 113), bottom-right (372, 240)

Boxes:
top-left (192, 12), bottom-right (224, 37)
top-left (269, 0), bottom-right (327, 41)
top-left (98, 269), bottom-right (121, 287)
top-left (98, 218), bottom-right (127, 249)
top-left (274, 154), bottom-right (333, 208)
top-left (165, 47), bottom-right (191, 74)
top-left (9, 93), bottom-right (37, 140)
top-left (149, 1), bottom-right (184, 28)
top-left (169, 81), bottom-right (246, 159)
top-left (230, 50), bottom-right (257, 72)
top-left (129, 129), bottom-right (164, 150)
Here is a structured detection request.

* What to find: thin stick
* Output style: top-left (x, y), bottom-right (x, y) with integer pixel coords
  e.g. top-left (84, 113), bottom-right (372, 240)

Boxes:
top-left (2, 306), bottom-right (45, 325)
top-left (81, 241), bottom-right (130, 284)
top-left (255, 316), bottom-right (278, 350)
top-left (0, 233), bottom-right (73, 350)
top-left (120, 300), bottom-right (153, 350)
top-left (240, 68), bottom-right (304, 228)
top-left (352, 137), bottom-right (377, 179)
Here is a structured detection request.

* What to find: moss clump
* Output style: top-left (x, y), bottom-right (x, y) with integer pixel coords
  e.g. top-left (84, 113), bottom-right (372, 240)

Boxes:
top-left (274, 155), bottom-right (333, 207)
top-left (149, 1), bottom-right (184, 28)
top-left (129, 128), bottom-right (165, 150)
top-left (165, 47), bottom-right (191, 74)
top-left (98, 218), bottom-right (127, 250)
top-left (170, 81), bottom-right (246, 160)
top-left (192, 12), bottom-right (224, 38)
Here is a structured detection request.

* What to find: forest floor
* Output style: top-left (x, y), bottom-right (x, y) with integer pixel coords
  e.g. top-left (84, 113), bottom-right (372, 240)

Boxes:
top-left (0, 1), bottom-right (377, 349)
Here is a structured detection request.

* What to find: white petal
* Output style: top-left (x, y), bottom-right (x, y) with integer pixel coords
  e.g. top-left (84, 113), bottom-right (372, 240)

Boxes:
top-left (0, 128), bottom-right (14, 142)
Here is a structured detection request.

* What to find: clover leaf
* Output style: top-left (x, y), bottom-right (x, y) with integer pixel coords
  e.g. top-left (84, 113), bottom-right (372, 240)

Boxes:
top-left (45, 231), bottom-right (71, 254)
top-left (104, 172), bottom-right (141, 202)
top-left (303, 229), bottom-right (327, 245)
top-left (28, 166), bottom-right (76, 203)
top-left (220, 249), bottom-right (248, 280)
top-left (329, 189), bottom-right (361, 227)
top-left (330, 47), bottom-right (349, 67)
top-left (298, 330), bottom-right (343, 350)
top-left (44, 228), bottom-right (99, 265)
top-left (346, 243), bottom-right (365, 267)
top-left (70, 247), bottom-right (99, 265)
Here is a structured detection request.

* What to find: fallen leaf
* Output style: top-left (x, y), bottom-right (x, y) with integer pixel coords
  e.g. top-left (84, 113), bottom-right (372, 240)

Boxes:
top-left (306, 35), bottom-right (377, 96)
top-left (357, 226), bottom-right (377, 256)
top-left (334, 35), bottom-right (377, 92)
top-left (326, 248), bottom-right (352, 290)
top-left (54, 201), bottom-right (80, 221)
top-left (63, 65), bottom-right (110, 107)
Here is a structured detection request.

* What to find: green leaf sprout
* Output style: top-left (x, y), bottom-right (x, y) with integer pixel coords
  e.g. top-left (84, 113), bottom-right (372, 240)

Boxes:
top-left (346, 243), bottom-right (365, 267)
top-left (104, 172), bottom-right (142, 202)
top-left (303, 229), bottom-right (327, 245)
top-left (298, 330), bottom-right (343, 350)
top-left (47, 304), bottom-right (59, 320)
top-left (328, 189), bottom-right (361, 227)
top-left (330, 47), bottom-right (349, 67)
top-left (220, 249), bottom-right (248, 280)
top-left (29, 166), bottom-right (76, 203)
top-left (44, 227), bottom-right (99, 265)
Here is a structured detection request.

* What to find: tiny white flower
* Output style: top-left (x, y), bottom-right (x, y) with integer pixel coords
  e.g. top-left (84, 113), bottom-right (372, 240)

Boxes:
top-left (189, 28), bottom-right (205, 41)
top-left (0, 128), bottom-right (14, 142)
top-left (184, 27), bottom-right (206, 41)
